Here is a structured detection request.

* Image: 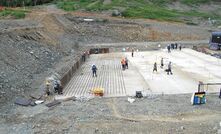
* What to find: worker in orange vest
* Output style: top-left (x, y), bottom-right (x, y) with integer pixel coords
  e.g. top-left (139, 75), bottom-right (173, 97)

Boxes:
top-left (121, 58), bottom-right (126, 70)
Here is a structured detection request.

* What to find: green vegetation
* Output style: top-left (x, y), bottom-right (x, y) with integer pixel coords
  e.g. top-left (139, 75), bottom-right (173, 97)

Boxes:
top-left (0, 0), bottom-right (54, 7)
top-left (56, 0), bottom-right (221, 22)
top-left (122, 6), bottom-right (221, 21)
top-left (0, 9), bottom-right (28, 19)
top-left (57, 0), bottom-right (106, 11)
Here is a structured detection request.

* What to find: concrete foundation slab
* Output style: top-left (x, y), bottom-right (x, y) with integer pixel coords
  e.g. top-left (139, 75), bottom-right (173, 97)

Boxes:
top-left (60, 48), bottom-right (221, 98)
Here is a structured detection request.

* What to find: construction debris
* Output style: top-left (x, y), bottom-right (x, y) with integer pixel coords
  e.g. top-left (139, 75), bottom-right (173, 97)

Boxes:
top-left (91, 88), bottom-right (104, 96)
top-left (54, 96), bottom-right (76, 102)
top-left (30, 101), bottom-right (37, 106)
top-left (191, 92), bottom-right (206, 105)
top-left (45, 100), bottom-right (61, 108)
top-left (83, 19), bottom-right (94, 22)
top-left (35, 100), bottom-right (44, 105)
top-left (30, 93), bottom-right (43, 100)
top-left (14, 97), bottom-right (32, 106)
top-left (136, 91), bottom-right (143, 98)
top-left (127, 97), bottom-right (135, 103)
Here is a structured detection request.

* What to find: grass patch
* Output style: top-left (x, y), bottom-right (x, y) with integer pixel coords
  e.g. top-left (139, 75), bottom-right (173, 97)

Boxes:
top-left (121, 5), bottom-right (180, 21)
top-left (121, 6), bottom-right (220, 22)
top-left (57, 1), bottom-right (76, 11)
top-left (56, 0), bottom-right (221, 22)
top-left (0, 8), bottom-right (27, 19)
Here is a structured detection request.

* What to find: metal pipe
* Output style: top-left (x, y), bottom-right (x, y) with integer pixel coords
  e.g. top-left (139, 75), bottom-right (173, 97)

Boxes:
top-left (199, 83), bottom-right (221, 86)
top-left (198, 82), bottom-right (221, 92)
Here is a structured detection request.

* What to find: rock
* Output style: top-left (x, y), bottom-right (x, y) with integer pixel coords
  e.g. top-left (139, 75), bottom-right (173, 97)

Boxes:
top-left (4, 79), bottom-right (9, 83)
top-left (181, 126), bottom-right (185, 130)
top-left (30, 101), bottom-right (37, 106)
top-left (112, 10), bottom-right (121, 17)
top-left (95, 128), bottom-right (99, 133)
top-left (0, 91), bottom-right (5, 94)
top-left (213, 126), bottom-right (217, 130)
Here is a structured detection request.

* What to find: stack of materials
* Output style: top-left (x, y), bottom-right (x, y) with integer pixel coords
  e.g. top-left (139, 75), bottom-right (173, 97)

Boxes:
top-left (191, 92), bottom-right (206, 105)
top-left (92, 88), bottom-right (104, 96)
top-left (136, 91), bottom-right (143, 98)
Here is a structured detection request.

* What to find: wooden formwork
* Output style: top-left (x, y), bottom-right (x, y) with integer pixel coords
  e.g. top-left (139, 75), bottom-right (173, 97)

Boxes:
top-left (60, 57), bottom-right (83, 88)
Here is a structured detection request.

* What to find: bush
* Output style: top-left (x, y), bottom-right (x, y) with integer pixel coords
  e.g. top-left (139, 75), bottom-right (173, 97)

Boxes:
top-left (0, 0), bottom-right (54, 7)
top-left (0, 8), bottom-right (27, 19)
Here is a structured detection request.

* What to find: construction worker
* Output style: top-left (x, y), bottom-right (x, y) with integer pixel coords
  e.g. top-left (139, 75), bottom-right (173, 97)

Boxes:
top-left (92, 64), bottom-right (97, 77)
top-left (167, 45), bottom-right (171, 53)
top-left (160, 58), bottom-right (164, 68)
top-left (82, 52), bottom-right (86, 62)
top-left (179, 45), bottom-right (182, 51)
top-left (167, 61), bottom-right (173, 75)
top-left (132, 49), bottom-right (134, 57)
top-left (54, 80), bottom-right (63, 94)
top-left (153, 62), bottom-right (157, 72)
top-left (45, 80), bottom-right (51, 96)
top-left (171, 43), bottom-right (174, 49)
top-left (125, 57), bottom-right (128, 69)
top-left (219, 88), bottom-right (221, 98)
top-left (58, 85), bottom-right (63, 95)
top-left (121, 58), bottom-right (126, 70)
top-left (54, 80), bottom-right (59, 93)
top-left (87, 50), bottom-right (90, 58)
top-left (175, 43), bottom-right (178, 49)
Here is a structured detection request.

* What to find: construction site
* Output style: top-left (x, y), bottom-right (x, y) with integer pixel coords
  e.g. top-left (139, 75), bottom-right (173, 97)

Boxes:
top-left (0, 1), bottom-right (221, 134)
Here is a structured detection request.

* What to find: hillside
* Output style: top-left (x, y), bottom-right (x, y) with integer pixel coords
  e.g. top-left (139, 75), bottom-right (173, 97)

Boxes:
top-left (1, 0), bottom-right (221, 26)
top-left (56, 0), bottom-right (221, 25)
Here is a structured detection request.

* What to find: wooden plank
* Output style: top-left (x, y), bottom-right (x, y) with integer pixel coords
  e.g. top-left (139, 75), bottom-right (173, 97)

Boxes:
top-left (45, 100), bottom-right (61, 107)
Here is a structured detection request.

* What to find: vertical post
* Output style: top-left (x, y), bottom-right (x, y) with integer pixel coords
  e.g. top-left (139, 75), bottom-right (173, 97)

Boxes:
top-left (198, 83), bottom-right (200, 92)
top-left (198, 81), bottom-right (203, 92)
top-left (219, 88), bottom-right (221, 98)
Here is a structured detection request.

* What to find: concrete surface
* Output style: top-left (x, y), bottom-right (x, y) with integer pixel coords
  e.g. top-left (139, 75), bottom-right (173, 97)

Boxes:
top-left (60, 48), bottom-right (221, 98)
top-left (126, 48), bottom-right (221, 94)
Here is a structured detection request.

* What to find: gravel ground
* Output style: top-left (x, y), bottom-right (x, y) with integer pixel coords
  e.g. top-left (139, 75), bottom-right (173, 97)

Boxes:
top-left (0, 20), bottom-right (40, 31)
top-left (0, 93), bottom-right (220, 134)
top-left (0, 31), bottom-right (62, 105)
